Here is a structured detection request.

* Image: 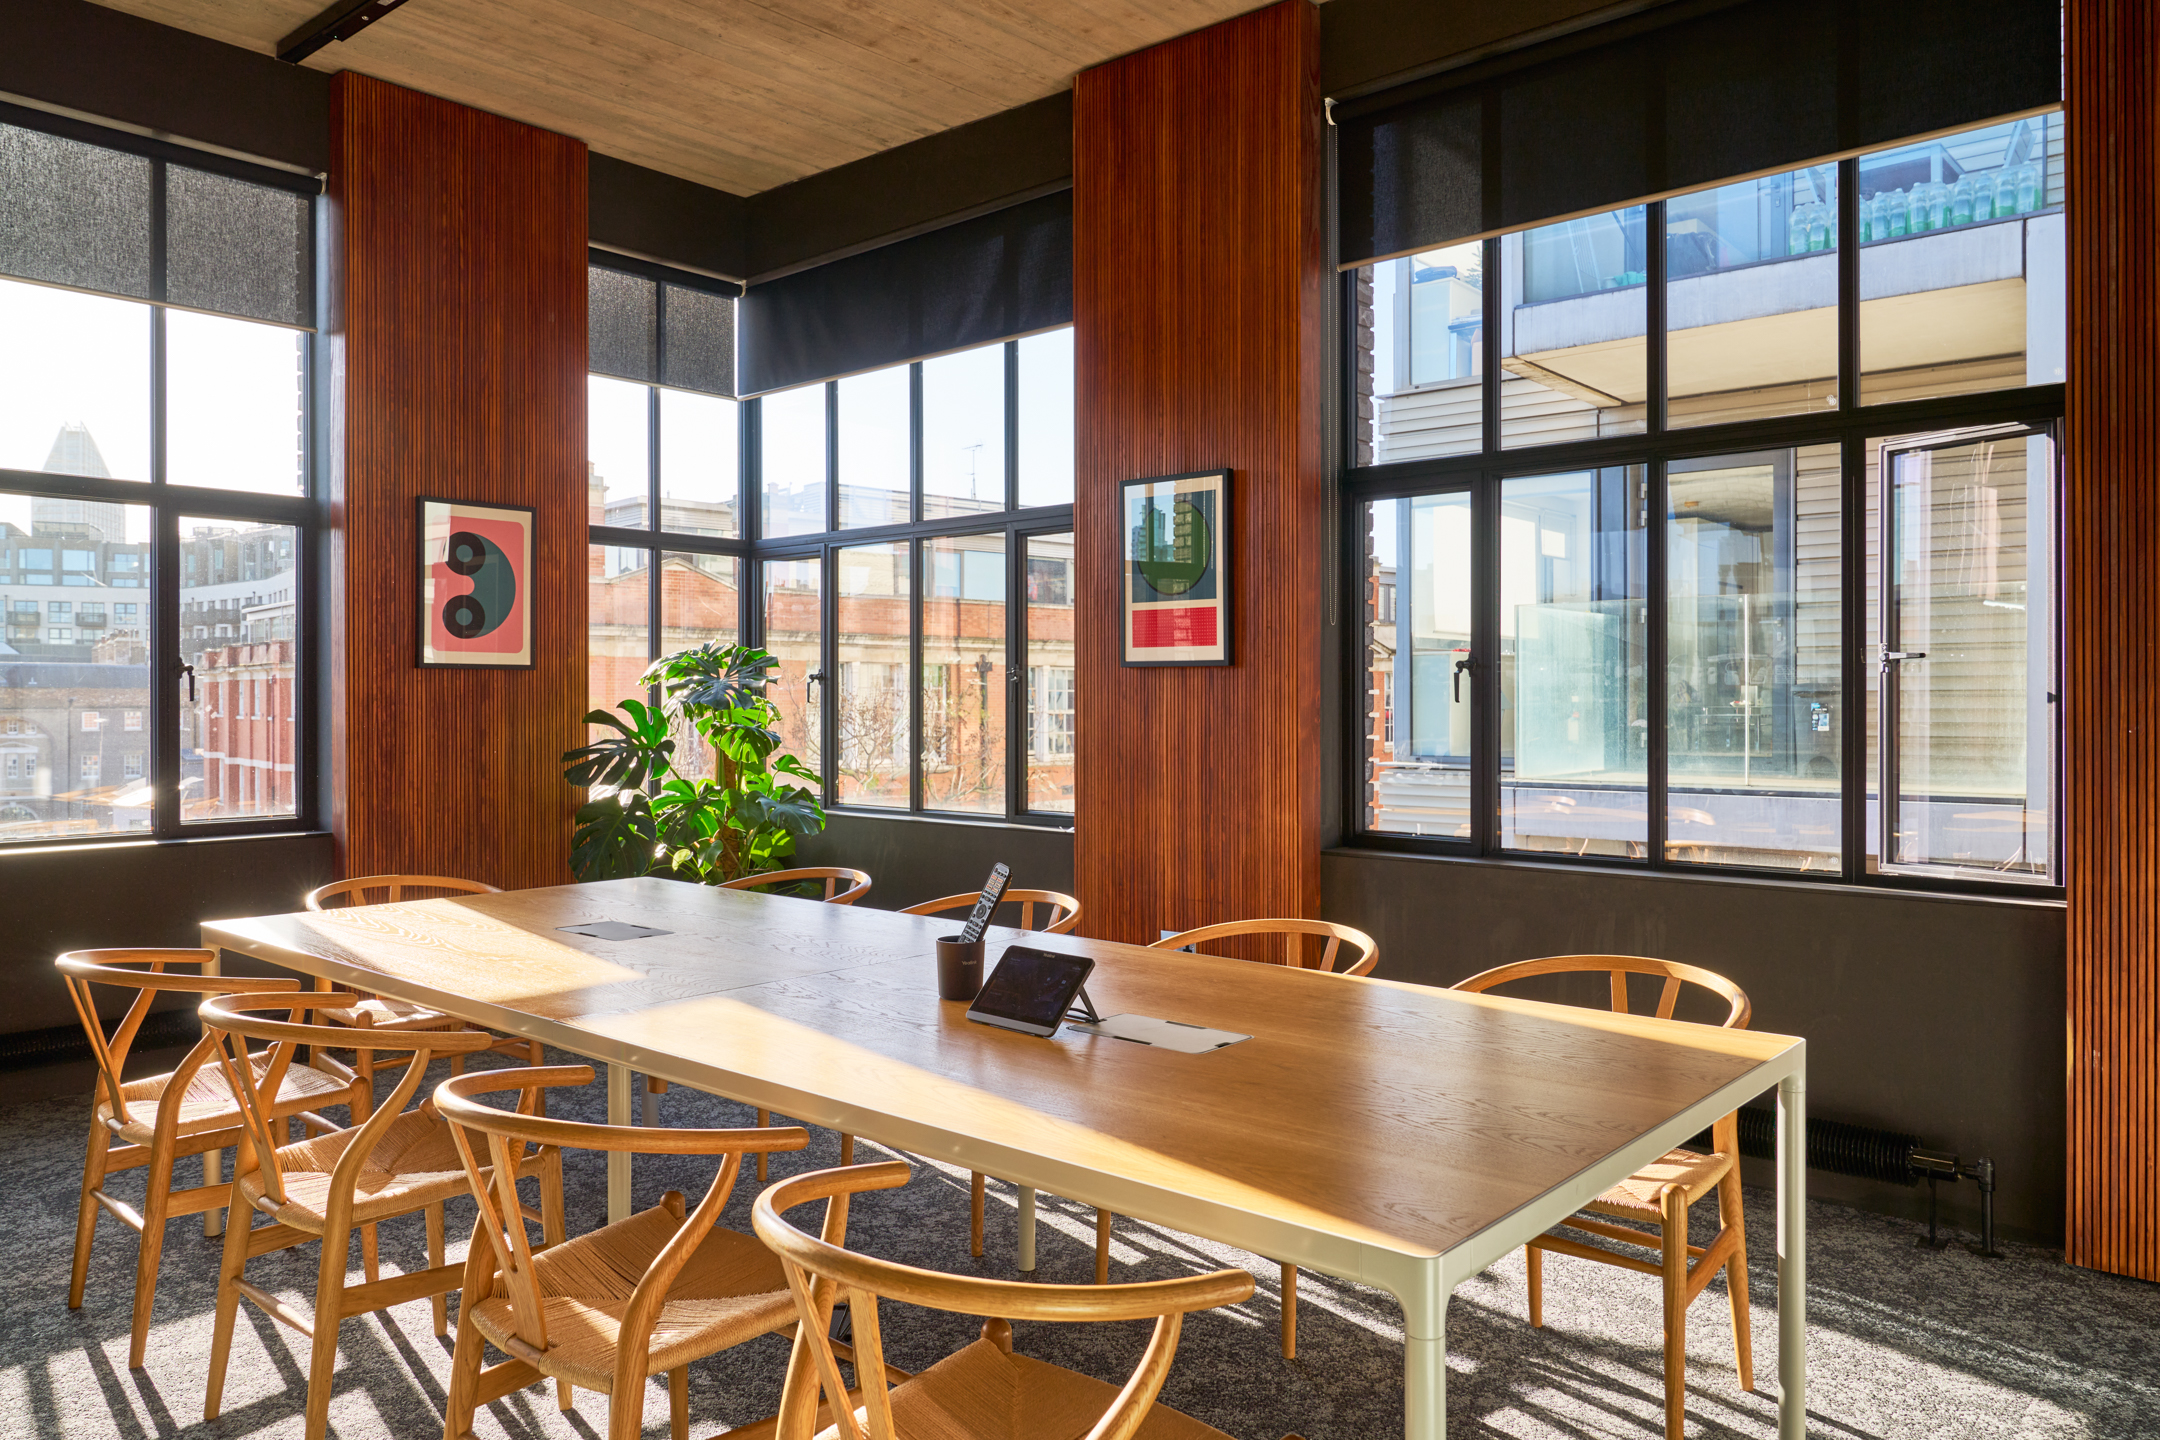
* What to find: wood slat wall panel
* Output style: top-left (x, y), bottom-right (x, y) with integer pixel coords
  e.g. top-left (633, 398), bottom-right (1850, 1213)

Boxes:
top-left (329, 73), bottom-right (587, 893)
top-left (2066, 0), bottom-right (2160, 1280)
top-left (1070, 2), bottom-right (1325, 945)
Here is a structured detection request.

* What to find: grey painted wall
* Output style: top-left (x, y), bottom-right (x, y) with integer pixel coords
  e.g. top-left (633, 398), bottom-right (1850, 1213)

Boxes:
top-left (1, 831), bottom-right (336, 1036)
top-left (1323, 847), bottom-right (2067, 1242)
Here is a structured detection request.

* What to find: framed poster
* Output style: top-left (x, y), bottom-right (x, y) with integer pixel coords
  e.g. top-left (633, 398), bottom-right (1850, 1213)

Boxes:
top-left (418, 497), bottom-right (534, 668)
top-left (1121, 469), bottom-right (1230, 666)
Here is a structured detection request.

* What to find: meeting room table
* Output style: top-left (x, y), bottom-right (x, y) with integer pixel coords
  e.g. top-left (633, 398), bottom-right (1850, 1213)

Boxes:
top-left (203, 876), bottom-right (1808, 1440)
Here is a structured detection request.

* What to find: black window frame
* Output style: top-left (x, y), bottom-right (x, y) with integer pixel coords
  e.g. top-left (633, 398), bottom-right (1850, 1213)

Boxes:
top-left (0, 105), bottom-right (322, 851)
top-left (1339, 138), bottom-right (2067, 900)
top-left (585, 265), bottom-right (1076, 830)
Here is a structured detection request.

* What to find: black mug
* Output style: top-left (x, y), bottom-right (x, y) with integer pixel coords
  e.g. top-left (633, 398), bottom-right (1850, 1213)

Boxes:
top-left (936, 935), bottom-right (985, 1002)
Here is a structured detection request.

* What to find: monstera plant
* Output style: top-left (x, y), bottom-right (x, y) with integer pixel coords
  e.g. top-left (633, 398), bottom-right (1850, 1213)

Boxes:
top-left (563, 643), bottom-right (825, 885)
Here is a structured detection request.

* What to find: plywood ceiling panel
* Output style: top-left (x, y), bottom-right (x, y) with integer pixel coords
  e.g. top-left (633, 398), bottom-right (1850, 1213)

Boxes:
top-left (88, 0), bottom-right (1266, 193)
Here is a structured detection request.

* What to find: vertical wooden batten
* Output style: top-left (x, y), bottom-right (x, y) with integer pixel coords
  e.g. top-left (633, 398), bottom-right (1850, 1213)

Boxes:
top-left (2066, 0), bottom-right (2160, 1281)
top-left (1071, 2), bottom-right (1326, 944)
top-left (327, 73), bottom-right (587, 890)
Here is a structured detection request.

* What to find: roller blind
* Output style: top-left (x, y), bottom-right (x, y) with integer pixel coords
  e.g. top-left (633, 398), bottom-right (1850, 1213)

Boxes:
top-left (0, 110), bottom-right (315, 328)
top-left (738, 189), bottom-right (1073, 397)
top-left (1337, 0), bottom-right (2063, 266)
top-left (587, 257), bottom-right (740, 398)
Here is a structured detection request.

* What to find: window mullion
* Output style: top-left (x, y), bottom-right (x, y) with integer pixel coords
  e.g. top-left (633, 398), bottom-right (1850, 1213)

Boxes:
top-left (1006, 526), bottom-right (1024, 818)
top-left (1840, 432), bottom-right (1867, 882)
top-left (909, 536), bottom-right (925, 815)
top-left (151, 507), bottom-right (180, 836)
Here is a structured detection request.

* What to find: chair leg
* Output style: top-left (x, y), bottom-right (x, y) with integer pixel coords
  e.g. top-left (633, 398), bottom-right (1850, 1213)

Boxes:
top-left (204, 1195), bottom-right (252, 1420)
top-left (540, 1146), bottom-right (567, 1248)
top-left (528, 1041), bottom-right (547, 1116)
top-left (69, 1117), bottom-right (111, 1309)
top-left (128, 1132), bottom-right (177, 1368)
top-left (1718, 1166), bottom-right (1755, 1391)
top-left (1660, 1186), bottom-right (1689, 1440)
top-left (1280, 1262), bottom-right (1298, 1360)
top-left (756, 1109), bottom-right (770, 1182)
top-left (305, 1228), bottom-right (347, 1440)
top-left (607, 1361), bottom-right (648, 1440)
top-left (839, 1133), bottom-right (855, 1164)
top-left (1095, 1209), bottom-right (1112, 1284)
top-left (203, 1147), bottom-right (225, 1237)
top-left (360, 1221), bottom-right (380, 1285)
top-left (426, 1202), bottom-right (448, 1336)
top-left (970, 1172), bottom-right (986, 1258)
top-left (1526, 1243), bottom-right (1544, 1329)
top-left (443, 1301), bottom-right (486, 1440)
top-left (670, 1365), bottom-right (689, 1440)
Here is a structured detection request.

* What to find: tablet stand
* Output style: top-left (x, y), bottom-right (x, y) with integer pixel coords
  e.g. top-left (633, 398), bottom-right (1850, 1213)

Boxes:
top-left (1064, 985), bottom-right (1103, 1026)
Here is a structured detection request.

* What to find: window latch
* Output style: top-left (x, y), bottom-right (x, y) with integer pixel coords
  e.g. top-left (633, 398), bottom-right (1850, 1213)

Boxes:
top-left (1453, 653), bottom-right (1475, 702)
top-left (177, 659), bottom-right (196, 704)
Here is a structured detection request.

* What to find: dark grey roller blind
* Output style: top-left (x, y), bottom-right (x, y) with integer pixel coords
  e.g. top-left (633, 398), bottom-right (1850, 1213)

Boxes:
top-left (738, 189), bottom-right (1072, 397)
top-left (588, 264), bottom-right (656, 381)
top-left (660, 283), bottom-right (734, 396)
top-left (588, 262), bottom-right (739, 398)
top-left (1338, 0), bottom-right (2062, 265)
top-left (165, 165), bottom-right (310, 327)
top-left (0, 119), bottom-right (152, 298)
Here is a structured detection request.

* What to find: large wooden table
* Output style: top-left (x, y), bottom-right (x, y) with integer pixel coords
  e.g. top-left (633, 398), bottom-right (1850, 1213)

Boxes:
top-left (203, 877), bottom-right (1808, 1440)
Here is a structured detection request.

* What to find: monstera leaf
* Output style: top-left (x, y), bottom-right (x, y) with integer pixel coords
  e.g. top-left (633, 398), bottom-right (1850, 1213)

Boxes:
top-left (562, 700), bottom-right (674, 791)
top-left (569, 791), bottom-right (660, 882)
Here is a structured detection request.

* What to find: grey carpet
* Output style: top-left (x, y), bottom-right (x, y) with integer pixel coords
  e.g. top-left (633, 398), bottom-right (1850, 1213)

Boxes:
top-left (4, 1049), bottom-right (2155, 1440)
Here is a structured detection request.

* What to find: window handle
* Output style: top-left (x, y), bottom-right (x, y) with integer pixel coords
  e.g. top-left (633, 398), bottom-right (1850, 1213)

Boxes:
top-left (1880, 648), bottom-right (1928, 673)
top-left (1453, 653), bottom-right (1474, 703)
top-left (177, 660), bottom-right (196, 704)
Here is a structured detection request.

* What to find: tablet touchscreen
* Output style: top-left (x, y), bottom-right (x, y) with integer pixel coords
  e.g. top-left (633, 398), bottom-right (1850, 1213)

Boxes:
top-left (966, 946), bottom-right (1095, 1037)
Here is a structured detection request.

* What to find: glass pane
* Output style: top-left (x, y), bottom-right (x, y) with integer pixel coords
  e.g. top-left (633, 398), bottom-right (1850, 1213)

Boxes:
top-left (1860, 111), bottom-right (2066, 405)
top-left (922, 344), bottom-right (1006, 520)
top-left (759, 384), bottom-right (828, 538)
top-left (1500, 466), bottom-right (1647, 854)
top-left (1665, 445), bottom-right (1841, 871)
top-left (658, 388), bottom-right (738, 537)
top-left (837, 365), bottom-right (911, 529)
top-left (835, 542), bottom-right (910, 808)
top-left (1666, 168), bottom-right (1839, 429)
top-left (1365, 493), bottom-right (1474, 837)
top-left (1877, 430), bottom-right (2054, 880)
top-left (1017, 329), bottom-right (1074, 507)
top-left (1024, 532), bottom-right (1075, 813)
top-left (658, 551), bottom-right (738, 780)
top-left (588, 375), bottom-right (649, 528)
top-left (588, 544), bottom-right (649, 742)
top-left (0, 492), bottom-right (152, 840)
top-left (761, 557), bottom-right (823, 778)
top-left (1503, 209), bottom-right (1647, 446)
top-left (1352, 243), bottom-right (1483, 465)
top-left (0, 279), bottom-right (150, 481)
top-left (922, 533), bottom-right (1006, 813)
top-left (166, 310), bottom-right (305, 495)
top-left (181, 516), bottom-right (297, 824)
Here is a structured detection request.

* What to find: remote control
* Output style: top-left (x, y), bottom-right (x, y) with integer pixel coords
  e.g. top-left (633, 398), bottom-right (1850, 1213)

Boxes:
top-left (958, 862), bottom-right (1011, 944)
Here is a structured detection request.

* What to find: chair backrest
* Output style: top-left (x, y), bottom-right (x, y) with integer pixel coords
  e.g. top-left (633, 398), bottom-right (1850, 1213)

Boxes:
top-left (57, 949), bottom-right (300, 1134)
top-left (305, 874), bottom-right (502, 911)
top-left (1150, 918), bottom-right (1379, 977)
top-left (719, 866), bottom-right (872, 905)
top-left (1450, 953), bottom-right (1751, 1030)
top-left (752, 1161), bottom-right (1253, 1440)
top-left (897, 888), bottom-right (1082, 935)
top-left (198, 991), bottom-right (493, 1221)
top-left (435, 1066), bottom-right (808, 1393)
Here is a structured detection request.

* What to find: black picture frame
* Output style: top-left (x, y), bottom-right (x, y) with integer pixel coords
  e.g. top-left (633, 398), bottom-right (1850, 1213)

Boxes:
top-left (416, 496), bottom-right (537, 669)
top-left (1119, 468), bottom-right (1232, 667)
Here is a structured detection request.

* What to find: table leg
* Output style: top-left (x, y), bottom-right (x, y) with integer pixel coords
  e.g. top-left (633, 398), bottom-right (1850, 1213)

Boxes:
top-left (641, 1076), bottom-right (658, 1128)
top-left (1777, 1070), bottom-right (1807, 1440)
top-left (607, 1064), bottom-right (632, 1224)
top-left (1403, 1287), bottom-right (1448, 1440)
top-left (1016, 1186), bottom-right (1037, 1272)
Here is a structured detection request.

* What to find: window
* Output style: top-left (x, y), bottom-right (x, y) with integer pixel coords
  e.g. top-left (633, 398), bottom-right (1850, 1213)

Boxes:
top-left (584, 249), bottom-right (1075, 825)
top-left (0, 112), bottom-right (315, 845)
top-left (1347, 113), bottom-right (2064, 891)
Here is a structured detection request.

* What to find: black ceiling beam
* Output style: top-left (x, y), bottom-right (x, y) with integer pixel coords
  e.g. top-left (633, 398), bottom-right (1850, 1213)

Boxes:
top-left (277, 0), bottom-right (415, 65)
